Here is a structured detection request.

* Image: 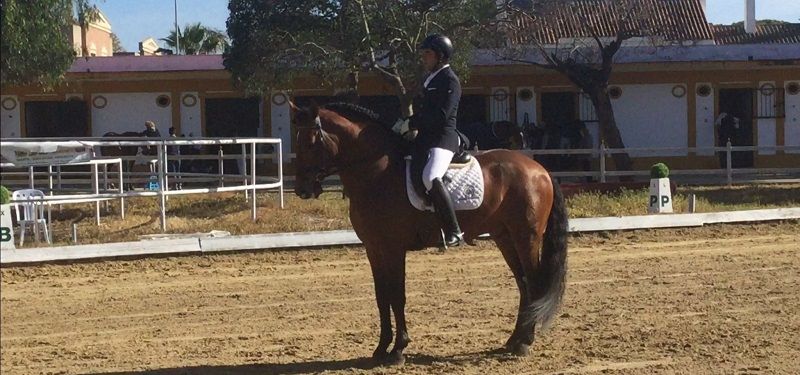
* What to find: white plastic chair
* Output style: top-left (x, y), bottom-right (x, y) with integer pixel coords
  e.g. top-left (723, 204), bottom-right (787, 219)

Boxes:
top-left (11, 189), bottom-right (51, 246)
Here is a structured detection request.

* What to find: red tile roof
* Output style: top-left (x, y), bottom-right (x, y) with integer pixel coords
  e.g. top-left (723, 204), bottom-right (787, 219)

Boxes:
top-left (69, 55), bottom-right (225, 73)
top-left (711, 23), bottom-right (800, 45)
top-left (508, 0), bottom-right (713, 45)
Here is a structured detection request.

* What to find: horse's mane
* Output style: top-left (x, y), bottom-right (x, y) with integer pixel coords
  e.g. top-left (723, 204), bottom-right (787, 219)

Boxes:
top-left (320, 102), bottom-right (405, 156)
top-left (323, 102), bottom-right (389, 128)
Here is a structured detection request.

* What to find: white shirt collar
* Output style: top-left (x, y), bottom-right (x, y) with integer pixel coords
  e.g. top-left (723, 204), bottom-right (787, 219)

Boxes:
top-left (423, 64), bottom-right (450, 88)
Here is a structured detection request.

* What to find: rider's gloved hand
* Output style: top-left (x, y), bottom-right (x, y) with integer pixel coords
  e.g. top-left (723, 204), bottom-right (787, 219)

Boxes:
top-left (403, 129), bottom-right (418, 141)
top-left (391, 117), bottom-right (410, 135)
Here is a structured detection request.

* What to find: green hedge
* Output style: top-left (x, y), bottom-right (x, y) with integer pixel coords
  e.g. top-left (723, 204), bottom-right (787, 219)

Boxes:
top-left (0, 186), bottom-right (10, 205)
top-left (650, 163), bottom-right (670, 179)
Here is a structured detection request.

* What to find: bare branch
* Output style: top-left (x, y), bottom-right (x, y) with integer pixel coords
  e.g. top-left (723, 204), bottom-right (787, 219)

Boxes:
top-left (354, 0), bottom-right (377, 65)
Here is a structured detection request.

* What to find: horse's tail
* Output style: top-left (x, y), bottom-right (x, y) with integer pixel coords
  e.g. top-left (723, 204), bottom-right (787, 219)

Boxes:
top-left (526, 177), bottom-right (568, 329)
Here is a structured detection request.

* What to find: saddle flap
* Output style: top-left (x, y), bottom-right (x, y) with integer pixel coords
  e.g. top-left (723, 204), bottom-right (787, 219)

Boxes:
top-left (405, 158), bottom-right (484, 212)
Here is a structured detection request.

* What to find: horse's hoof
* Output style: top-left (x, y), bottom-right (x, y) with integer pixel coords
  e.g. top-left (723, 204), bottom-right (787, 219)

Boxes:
top-left (385, 350), bottom-right (405, 366)
top-left (509, 343), bottom-right (530, 357)
top-left (372, 349), bottom-right (388, 362)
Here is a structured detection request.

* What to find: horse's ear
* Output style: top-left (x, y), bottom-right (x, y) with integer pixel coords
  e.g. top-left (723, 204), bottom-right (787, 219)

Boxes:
top-left (309, 100), bottom-right (319, 118)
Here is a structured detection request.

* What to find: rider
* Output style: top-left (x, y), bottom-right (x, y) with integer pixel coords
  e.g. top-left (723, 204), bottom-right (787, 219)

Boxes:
top-left (408, 33), bottom-right (464, 247)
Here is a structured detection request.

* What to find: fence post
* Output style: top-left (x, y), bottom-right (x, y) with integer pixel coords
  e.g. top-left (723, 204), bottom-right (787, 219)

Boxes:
top-left (251, 142), bottom-right (257, 221)
top-left (158, 143), bottom-right (167, 232)
top-left (47, 165), bottom-right (53, 226)
top-left (726, 140), bottom-right (733, 186)
top-left (92, 163), bottom-right (100, 225)
top-left (242, 143), bottom-right (249, 201)
top-left (599, 142), bottom-right (607, 183)
top-left (218, 148), bottom-right (225, 187)
top-left (278, 141), bottom-right (284, 209)
top-left (163, 144), bottom-right (169, 193)
top-left (118, 158), bottom-right (125, 219)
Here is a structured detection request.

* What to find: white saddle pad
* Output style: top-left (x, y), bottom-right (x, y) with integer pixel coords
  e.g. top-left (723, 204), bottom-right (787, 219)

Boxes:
top-left (405, 157), bottom-right (484, 212)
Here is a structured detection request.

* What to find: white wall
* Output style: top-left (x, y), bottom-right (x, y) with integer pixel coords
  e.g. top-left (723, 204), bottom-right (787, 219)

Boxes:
top-left (179, 92), bottom-right (201, 137)
top-left (695, 83), bottom-right (715, 156)
top-left (91, 93), bottom-right (172, 137)
top-left (611, 84), bottom-right (688, 156)
top-left (490, 87), bottom-right (510, 122)
top-left (515, 87), bottom-right (536, 127)
top-left (757, 81), bottom-right (776, 155)
top-left (785, 81), bottom-right (800, 154)
top-left (0, 96), bottom-right (21, 138)
top-left (271, 92), bottom-right (291, 158)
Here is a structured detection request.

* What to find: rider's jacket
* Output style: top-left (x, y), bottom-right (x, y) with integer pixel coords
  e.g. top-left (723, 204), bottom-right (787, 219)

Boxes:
top-left (410, 65), bottom-right (462, 153)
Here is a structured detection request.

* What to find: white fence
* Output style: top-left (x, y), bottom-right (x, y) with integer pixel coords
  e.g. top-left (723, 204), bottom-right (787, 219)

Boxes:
top-left (513, 142), bottom-right (800, 185)
top-left (1, 138), bottom-right (284, 231)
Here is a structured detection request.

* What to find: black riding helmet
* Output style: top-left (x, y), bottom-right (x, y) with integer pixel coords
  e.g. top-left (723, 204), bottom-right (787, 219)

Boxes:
top-left (420, 34), bottom-right (454, 61)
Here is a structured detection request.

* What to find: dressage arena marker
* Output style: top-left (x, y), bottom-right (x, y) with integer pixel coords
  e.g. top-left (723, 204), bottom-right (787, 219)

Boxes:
top-left (1, 207), bottom-right (798, 264)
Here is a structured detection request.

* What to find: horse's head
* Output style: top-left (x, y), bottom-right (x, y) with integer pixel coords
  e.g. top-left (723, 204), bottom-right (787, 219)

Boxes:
top-left (292, 102), bottom-right (340, 199)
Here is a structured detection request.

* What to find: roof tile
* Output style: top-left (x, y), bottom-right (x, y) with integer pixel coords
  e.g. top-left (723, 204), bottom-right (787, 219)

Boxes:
top-left (711, 23), bottom-right (800, 45)
top-left (509, 0), bottom-right (714, 45)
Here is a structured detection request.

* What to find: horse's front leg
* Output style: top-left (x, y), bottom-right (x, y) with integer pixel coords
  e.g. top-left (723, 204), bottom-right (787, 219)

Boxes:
top-left (367, 250), bottom-right (393, 361)
top-left (386, 251), bottom-right (410, 366)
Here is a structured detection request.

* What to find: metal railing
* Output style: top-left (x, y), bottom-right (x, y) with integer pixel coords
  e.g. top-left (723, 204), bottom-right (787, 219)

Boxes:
top-left (510, 141), bottom-right (800, 185)
top-left (1, 138), bottom-right (285, 232)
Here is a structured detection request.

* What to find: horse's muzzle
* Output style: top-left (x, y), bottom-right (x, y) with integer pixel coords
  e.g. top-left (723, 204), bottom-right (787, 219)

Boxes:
top-left (295, 181), bottom-right (322, 199)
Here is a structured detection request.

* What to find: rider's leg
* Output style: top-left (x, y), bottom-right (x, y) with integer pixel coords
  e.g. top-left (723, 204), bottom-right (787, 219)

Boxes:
top-left (423, 148), bottom-right (463, 247)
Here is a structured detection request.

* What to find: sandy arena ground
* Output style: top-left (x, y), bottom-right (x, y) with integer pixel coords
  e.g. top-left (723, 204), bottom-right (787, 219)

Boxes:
top-left (1, 222), bottom-right (799, 374)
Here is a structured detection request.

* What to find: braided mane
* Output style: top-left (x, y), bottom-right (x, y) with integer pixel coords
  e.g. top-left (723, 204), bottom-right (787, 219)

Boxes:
top-left (323, 102), bottom-right (388, 127)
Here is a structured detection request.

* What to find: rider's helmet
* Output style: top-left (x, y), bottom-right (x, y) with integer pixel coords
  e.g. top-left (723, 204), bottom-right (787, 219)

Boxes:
top-left (419, 34), bottom-right (454, 61)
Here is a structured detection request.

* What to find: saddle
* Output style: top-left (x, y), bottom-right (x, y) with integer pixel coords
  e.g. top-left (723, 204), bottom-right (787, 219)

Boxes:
top-left (405, 154), bottom-right (484, 212)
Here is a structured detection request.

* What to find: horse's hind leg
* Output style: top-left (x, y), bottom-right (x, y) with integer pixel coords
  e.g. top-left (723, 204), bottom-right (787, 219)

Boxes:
top-left (492, 229), bottom-right (532, 355)
top-left (509, 225), bottom-right (546, 356)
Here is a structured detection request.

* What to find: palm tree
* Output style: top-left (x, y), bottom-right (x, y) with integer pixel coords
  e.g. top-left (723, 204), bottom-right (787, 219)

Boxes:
top-left (73, 0), bottom-right (100, 59)
top-left (161, 22), bottom-right (229, 55)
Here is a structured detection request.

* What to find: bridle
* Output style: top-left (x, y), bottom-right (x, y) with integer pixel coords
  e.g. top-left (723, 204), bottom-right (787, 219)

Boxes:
top-left (296, 115), bottom-right (339, 183)
top-left (296, 111), bottom-right (391, 184)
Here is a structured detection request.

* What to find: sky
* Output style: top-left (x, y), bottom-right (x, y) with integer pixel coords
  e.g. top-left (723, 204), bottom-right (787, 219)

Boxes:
top-left (101, 0), bottom-right (800, 53)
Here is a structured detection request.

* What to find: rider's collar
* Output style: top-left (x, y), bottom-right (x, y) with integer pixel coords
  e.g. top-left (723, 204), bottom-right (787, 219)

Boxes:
top-left (424, 64), bottom-right (450, 88)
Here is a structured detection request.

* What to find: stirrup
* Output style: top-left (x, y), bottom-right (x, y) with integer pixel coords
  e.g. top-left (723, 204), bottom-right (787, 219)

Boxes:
top-left (440, 230), bottom-right (464, 251)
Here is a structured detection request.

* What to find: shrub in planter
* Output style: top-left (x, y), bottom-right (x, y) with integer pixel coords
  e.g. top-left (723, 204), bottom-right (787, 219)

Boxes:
top-left (650, 163), bottom-right (670, 179)
top-left (0, 185), bottom-right (10, 205)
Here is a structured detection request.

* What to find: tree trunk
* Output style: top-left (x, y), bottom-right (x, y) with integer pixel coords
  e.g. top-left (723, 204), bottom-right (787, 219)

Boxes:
top-left (374, 71), bottom-right (414, 119)
top-left (398, 92), bottom-right (414, 119)
top-left (81, 23), bottom-right (89, 59)
top-left (589, 88), bottom-right (633, 173)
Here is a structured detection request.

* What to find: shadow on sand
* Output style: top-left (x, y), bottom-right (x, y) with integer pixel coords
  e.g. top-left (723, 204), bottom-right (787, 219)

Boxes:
top-left (97, 349), bottom-right (516, 375)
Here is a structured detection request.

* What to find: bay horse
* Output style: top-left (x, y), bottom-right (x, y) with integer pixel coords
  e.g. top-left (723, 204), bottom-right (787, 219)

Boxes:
top-left (292, 102), bottom-right (568, 365)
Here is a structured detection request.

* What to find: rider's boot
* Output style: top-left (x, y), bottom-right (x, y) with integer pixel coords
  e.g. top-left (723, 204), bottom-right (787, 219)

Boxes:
top-left (429, 177), bottom-right (464, 247)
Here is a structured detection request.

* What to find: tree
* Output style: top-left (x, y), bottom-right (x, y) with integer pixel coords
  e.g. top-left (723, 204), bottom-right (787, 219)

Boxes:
top-left (496, 0), bottom-right (703, 171)
top-left (110, 32), bottom-right (125, 53)
top-left (224, 0), bottom-right (499, 118)
top-left (1, 0), bottom-right (76, 88)
top-left (731, 19), bottom-right (788, 27)
top-left (161, 22), bottom-right (229, 55)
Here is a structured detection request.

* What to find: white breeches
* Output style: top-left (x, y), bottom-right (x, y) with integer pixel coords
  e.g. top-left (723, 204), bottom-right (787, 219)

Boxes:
top-left (422, 147), bottom-right (455, 191)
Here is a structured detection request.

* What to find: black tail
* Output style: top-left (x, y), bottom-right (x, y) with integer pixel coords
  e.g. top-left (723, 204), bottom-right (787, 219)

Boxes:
top-left (527, 177), bottom-right (568, 329)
